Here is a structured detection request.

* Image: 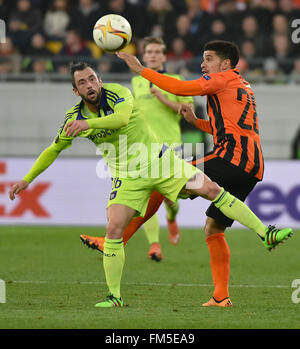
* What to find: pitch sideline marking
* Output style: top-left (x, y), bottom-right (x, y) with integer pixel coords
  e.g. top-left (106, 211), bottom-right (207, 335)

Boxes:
top-left (9, 280), bottom-right (290, 289)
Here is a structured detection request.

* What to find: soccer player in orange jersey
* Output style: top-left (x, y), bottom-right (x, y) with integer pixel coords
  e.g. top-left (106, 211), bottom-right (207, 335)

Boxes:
top-left (81, 40), bottom-right (293, 307)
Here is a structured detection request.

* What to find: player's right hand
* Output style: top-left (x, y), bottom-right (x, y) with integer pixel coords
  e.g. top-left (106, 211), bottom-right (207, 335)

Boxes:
top-left (116, 52), bottom-right (144, 74)
top-left (9, 180), bottom-right (29, 200)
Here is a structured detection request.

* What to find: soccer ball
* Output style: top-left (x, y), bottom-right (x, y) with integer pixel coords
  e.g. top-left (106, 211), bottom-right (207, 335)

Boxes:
top-left (93, 14), bottom-right (132, 52)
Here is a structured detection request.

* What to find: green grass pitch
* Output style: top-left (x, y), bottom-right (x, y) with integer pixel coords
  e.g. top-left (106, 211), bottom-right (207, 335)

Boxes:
top-left (0, 225), bottom-right (299, 329)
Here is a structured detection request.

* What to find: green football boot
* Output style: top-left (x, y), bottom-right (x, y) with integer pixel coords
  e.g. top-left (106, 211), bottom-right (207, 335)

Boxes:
top-left (95, 293), bottom-right (124, 308)
top-left (258, 225), bottom-right (293, 251)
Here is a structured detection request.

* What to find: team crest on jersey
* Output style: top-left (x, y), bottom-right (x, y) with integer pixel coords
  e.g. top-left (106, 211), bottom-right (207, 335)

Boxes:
top-left (203, 75), bottom-right (211, 80)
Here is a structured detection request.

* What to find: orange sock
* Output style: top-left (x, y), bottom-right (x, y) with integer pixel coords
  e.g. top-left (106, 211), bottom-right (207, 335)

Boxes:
top-left (206, 233), bottom-right (230, 301)
top-left (122, 191), bottom-right (165, 246)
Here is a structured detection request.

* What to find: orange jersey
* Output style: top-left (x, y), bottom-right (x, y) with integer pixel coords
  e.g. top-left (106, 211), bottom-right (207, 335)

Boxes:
top-left (142, 68), bottom-right (264, 180)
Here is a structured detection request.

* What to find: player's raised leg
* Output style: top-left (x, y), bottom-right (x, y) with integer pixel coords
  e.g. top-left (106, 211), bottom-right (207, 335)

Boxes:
top-left (95, 204), bottom-right (136, 308)
top-left (182, 171), bottom-right (293, 250)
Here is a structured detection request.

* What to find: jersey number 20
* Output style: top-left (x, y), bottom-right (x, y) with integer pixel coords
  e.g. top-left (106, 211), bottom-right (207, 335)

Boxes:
top-left (237, 88), bottom-right (259, 134)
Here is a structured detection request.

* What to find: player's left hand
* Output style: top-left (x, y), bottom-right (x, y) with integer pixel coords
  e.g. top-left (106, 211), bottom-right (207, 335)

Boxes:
top-left (64, 120), bottom-right (89, 137)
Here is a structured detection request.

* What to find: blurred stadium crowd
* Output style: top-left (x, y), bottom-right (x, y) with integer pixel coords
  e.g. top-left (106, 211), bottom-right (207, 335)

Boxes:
top-left (1, 0), bottom-right (300, 82)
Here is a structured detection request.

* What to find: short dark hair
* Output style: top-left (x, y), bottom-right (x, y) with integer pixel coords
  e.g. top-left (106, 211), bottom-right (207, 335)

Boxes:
top-left (69, 61), bottom-right (97, 88)
top-left (204, 40), bottom-right (240, 68)
top-left (143, 37), bottom-right (167, 54)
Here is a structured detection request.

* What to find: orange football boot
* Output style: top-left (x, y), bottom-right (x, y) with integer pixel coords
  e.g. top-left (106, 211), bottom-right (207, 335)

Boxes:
top-left (202, 297), bottom-right (233, 307)
top-left (167, 218), bottom-right (180, 245)
top-left (148, 242), bottom-right (163, 262)
top-left (80, 234), bottom-right (105, 253)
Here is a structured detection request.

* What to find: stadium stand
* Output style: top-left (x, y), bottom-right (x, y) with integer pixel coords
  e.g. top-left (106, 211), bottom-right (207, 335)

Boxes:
top-left (0, 0), bottom-right (300, 82)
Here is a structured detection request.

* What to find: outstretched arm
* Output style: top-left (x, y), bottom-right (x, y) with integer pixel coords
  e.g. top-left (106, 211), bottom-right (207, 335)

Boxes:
top-left (117, 52), bottom-right (205, 96)
top-left (9, 143), bottom-right (62, 200)
top-left (117, 52), bottom-right (226, 96)
top-left (142, 68), bottom-right (204, 96)
top-left (9, 125), bottom-right (73, 201)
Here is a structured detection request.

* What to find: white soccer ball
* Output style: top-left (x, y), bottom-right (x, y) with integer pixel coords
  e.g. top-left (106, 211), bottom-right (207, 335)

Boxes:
top-left (93, 14), bottom-right (132, 52)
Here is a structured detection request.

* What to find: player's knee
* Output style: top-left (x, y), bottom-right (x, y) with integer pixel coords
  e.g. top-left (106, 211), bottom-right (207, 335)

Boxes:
top-left (201, 180), bottom-right (221, 201)
top-left (204, 218), bottom-right (226, 237)
top-left (106, 221), bottom-right (124, 240)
